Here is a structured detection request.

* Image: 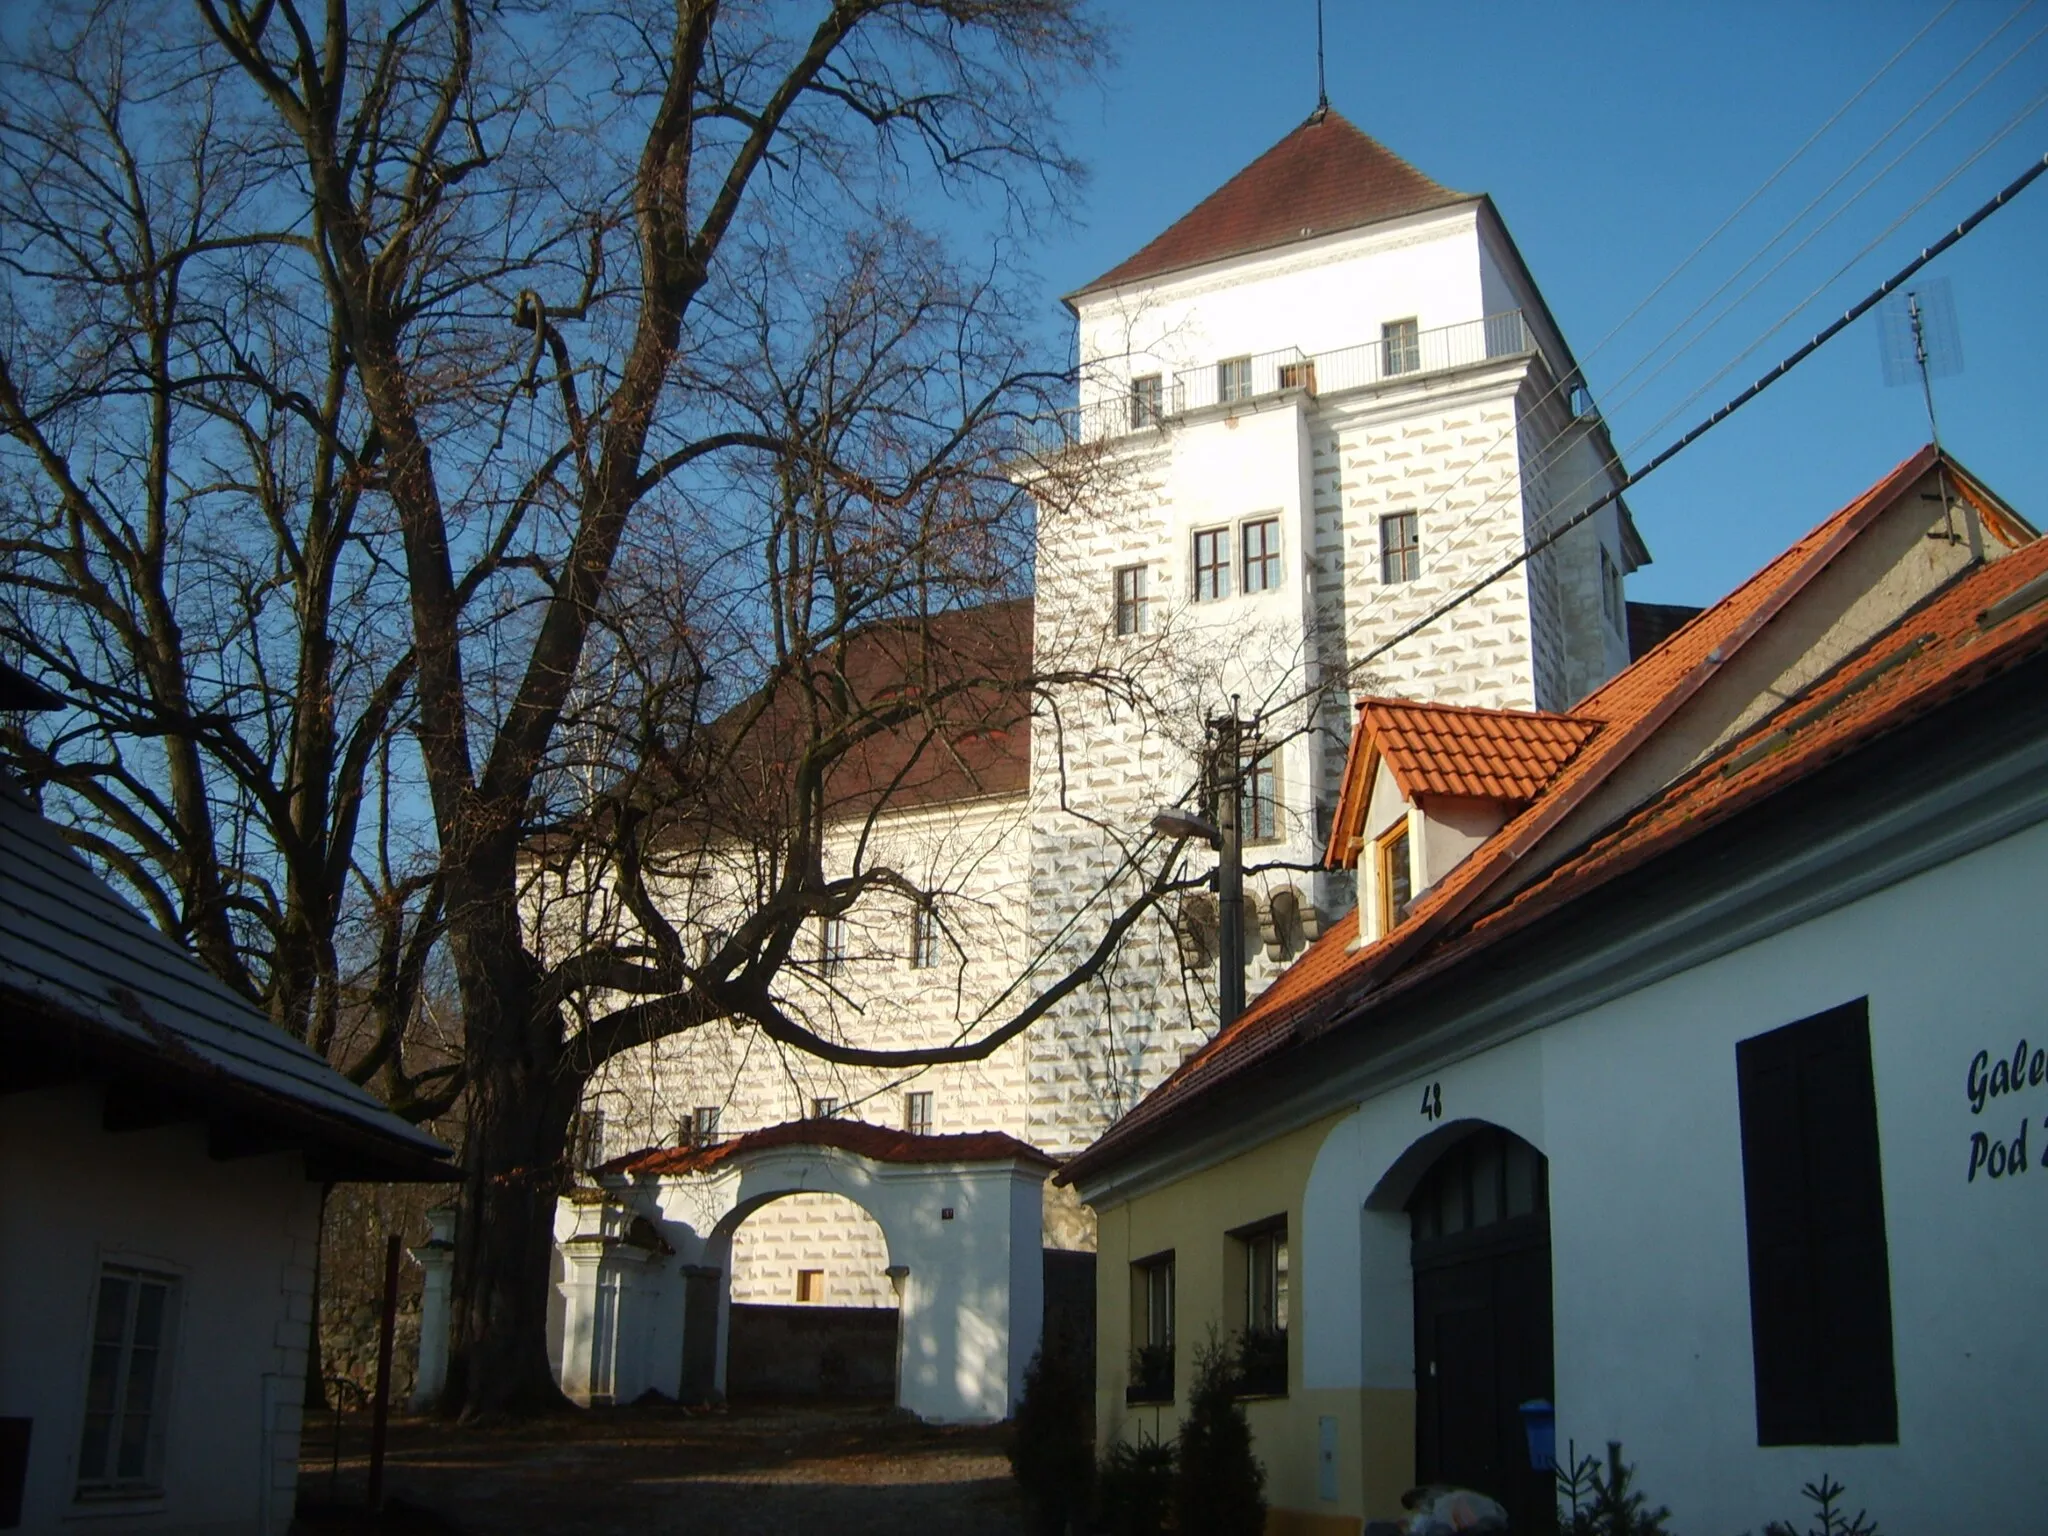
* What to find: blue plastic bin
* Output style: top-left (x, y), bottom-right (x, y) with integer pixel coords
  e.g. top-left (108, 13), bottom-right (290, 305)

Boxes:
top-left (1518, 1398), bottom-right (1556, 1472)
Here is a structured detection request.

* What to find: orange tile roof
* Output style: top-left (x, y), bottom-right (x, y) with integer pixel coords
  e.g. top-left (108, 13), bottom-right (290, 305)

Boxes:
top-left (1062, 445), bottom-right (2036, 1187)
top-left (1068, 111), bottom-right (1467, 301)
top-left (1326, 700), bottom-right (1599, 866)
top-left (606, 1117), bottom-right (1058, 1179)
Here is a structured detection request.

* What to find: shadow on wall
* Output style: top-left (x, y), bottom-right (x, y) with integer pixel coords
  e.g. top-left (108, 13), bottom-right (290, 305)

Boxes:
top-left (726, 1304), bottom-right (898, 1400)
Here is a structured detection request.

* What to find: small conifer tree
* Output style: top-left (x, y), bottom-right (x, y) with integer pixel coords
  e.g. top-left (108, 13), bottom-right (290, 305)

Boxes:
top-left (1557, 1440), bottom-right (1672, 1536)
top-left (1010, 1331), bottom-right (1094, 1536)
top-left (1175, 1333), bottom-right (1267, 1536)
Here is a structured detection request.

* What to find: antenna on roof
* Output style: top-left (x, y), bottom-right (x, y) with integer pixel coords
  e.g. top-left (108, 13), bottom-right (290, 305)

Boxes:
top-left (1311, 0), bottom-right (1329, 120)
top-left (1877, 274), bottom-right (1962, 449)
top-left (1877, 275), bottom-right (1977, 555)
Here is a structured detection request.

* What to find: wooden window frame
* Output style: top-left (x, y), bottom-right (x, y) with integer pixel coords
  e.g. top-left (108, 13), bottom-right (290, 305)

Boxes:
top-left (904, 1090), bottom-right (933, 1137)
top-left (1277, 359), bottom-right (1317, 393)
top-left (1113, 563), bottom-right (1148, 636)
top-left (909, 902), bottom-right (938, 969)
top-left (1382, 317), bottom-right (1421, 376)
top-left (1192, 526), bottom-right (1232, 602)
top-left (691, 1105), bottom-right (721, 1148)
top-left (1240, 515), bottom-right (1282, 596)
top-left (1129, 373), bottom-right (1164, 429)
top-left (1217, 355), bottom-right (1253, 404)
top-left (810, 1096), bottom-right (838, 1120)
top-left (795, 1269), bottom-right (825, 1304)
top-left (1243, 748), bottom-right (1280, 845)
top-left (1375, 819), bottom-right (1413, 935)
top-left (1380, 510), bottom-right (1420, 584)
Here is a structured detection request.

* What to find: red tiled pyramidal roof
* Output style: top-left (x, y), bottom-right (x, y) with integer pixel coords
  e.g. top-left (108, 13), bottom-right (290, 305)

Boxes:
top-left (605, 1117), bottom-right (1058, 1179)
top-left (1070, 110), bottom-right (1467, 300)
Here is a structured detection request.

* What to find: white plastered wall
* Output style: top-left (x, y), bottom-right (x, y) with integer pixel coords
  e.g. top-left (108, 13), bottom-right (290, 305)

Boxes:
top-left (0, 1087), bottom-right (319, 1535)
top-left (1294, 814), bottom-right (2048, 1533)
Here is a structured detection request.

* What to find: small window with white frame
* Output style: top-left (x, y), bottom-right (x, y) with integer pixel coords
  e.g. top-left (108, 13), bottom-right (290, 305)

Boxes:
top-left (1240, 516), bottom-right (1282, 595)
top-left (1217, 355), bottom-right (1253, 404)
top-left (904, 1090), bottom-right (933, 1136)
top-left (818, 915), bottom-right (848, 975)
top-left (1130, 373), bottom-right (1163, 429)
top-left (1382, 317), bottom-right (1421, 376)
top-left (1193, 527), bottom-right (1232, 602)
top-left (909, 901), bottom-right (939, 969)
top-left (76, 1264), bottom-right (179, 1499)
top-left (1113, 564), bottom-right (1149, 636)
top-left (1380, 511), bottom-right (1420, 584)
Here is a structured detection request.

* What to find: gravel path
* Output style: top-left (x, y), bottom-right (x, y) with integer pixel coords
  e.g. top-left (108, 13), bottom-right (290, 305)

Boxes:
top-left (297, 1402), bottom-right (1028, 1536)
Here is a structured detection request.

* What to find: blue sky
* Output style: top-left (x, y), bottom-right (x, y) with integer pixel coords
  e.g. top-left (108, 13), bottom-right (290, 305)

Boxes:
top-left (1027, 1), bottom-right (2048, 607)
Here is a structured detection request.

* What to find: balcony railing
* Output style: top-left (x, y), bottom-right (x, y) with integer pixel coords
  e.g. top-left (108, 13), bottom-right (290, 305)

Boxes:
top-left (1019, 310), bottom-right (1543, 454)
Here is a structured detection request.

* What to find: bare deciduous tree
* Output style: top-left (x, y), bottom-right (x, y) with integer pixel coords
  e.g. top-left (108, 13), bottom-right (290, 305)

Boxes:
top-left (0, 0), bottom-right (1251, 1419)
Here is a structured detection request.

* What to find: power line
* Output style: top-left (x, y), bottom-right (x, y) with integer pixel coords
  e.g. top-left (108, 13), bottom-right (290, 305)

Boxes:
top-left (1339, 150), bottom-right (2048, 690)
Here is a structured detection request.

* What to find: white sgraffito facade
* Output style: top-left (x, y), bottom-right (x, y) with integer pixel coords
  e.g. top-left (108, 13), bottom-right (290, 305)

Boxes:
top-left (537, 115), bottom-right (1641, 1411)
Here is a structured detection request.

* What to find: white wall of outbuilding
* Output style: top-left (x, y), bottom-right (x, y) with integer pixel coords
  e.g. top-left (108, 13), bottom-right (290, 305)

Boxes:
top-left (1293, 814), bottom-right (2048, 1534)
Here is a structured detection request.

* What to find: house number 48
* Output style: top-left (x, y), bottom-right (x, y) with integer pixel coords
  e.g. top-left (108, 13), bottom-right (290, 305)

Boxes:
top-left (1419, 1082), bottom-right (1443, 1122)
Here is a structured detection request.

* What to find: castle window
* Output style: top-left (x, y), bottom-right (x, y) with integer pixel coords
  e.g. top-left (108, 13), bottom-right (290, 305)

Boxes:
top-left (1277, 359), bottom-right (1316, 393)
top-left (796, 1269), bottom-right (825, 1303)
top-left (1602, 545), bottom-right (1625, 634)
top-left (691, 1105), bottom-right (722, 1147)
top-left (1193, 527), bottom-right (1232, 602)
top-left (1114, 564), bottom-right (1149, 635)
top-left (904, 1090), bottom-right (933, 1136)
top-left (1382, 317), bottom-right (1421, 376)
top-left (569, 1108), bottom-right (606, 1169)
top-left (1130, 373), bottom-right (1163, 429)
top-left (1217, 355), bottom-right (1253, 404)
top-left (1242, 748), bottom-right (1280, 843)
top-left (1376, 821), bottom-right (1412, 934)
top-left (76, 1265), bottom-right (178, 1498)
top-left (1380, 511), bottom-right (1420, 584)
top-left (811, 1096), bottom-right (839, 1119)
top-left (909, 902), bottom-right (938, 968)
top-left (1240, 516), bottom-right (1282, 595)
top-left (819, 915), bottom-right (847, 975)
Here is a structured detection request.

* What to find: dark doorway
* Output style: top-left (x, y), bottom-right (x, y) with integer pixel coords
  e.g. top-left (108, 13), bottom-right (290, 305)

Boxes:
top-left (1408, 1127), bottom-right (1555, 1535)
top-left (680, 1266), bottom-right (721, 1404)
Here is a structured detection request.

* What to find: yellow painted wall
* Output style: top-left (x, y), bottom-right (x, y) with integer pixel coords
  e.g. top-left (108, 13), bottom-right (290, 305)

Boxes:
top-left (1091, 1109), bottom-right (1413, 1530)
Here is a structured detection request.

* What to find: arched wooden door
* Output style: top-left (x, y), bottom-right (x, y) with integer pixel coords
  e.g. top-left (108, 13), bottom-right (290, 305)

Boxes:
top-left (1408, 1127), bottom-right (1555, 1534)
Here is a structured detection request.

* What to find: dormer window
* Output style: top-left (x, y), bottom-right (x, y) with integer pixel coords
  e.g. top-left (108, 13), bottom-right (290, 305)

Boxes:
top-left (1376, 821), bottom-right (1413, 933)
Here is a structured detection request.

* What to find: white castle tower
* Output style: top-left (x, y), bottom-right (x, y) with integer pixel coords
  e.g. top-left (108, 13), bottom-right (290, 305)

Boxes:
top-left (573, 109), bottom-right (1645, 1312)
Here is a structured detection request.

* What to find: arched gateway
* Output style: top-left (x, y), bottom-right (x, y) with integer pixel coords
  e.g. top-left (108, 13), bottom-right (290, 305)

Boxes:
top-left (549, 1119), bottom-right (1056, 1422)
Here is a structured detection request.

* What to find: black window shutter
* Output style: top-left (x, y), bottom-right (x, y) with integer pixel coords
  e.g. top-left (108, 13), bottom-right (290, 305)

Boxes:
top-left (1735, 998), bottom-right (1898, 1446)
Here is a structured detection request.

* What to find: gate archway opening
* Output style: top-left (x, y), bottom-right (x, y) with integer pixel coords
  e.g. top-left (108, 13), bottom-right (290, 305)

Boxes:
top-left (719, 1189), bottom-right (899, 1404)
top-left (1405, 1124), bottom-right (1554, 1535)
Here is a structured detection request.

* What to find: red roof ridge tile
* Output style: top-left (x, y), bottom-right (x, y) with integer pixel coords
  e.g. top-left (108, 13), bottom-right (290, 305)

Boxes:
top-left (606, 1117), bottom-right (1059, 1179)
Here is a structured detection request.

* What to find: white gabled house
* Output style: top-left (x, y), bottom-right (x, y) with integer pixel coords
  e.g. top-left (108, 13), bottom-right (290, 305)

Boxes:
top-left (0, 662), bottom-right (449, 1536)
top-left (1063, 450), bottom-right (2048, 1534)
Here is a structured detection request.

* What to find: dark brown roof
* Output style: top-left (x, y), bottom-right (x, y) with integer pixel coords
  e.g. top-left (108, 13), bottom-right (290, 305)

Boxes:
top-left (708, 599), bottom-right (1033, 829)
top-left (1069, 110), bottom-right (1467, 300)
top-left (606, 1117), bottom-right (1058, 1177)
top-left (1625, 601), bottom-right (1705, 662)
top-left (1061, 447), bottom-right (2036, 1187)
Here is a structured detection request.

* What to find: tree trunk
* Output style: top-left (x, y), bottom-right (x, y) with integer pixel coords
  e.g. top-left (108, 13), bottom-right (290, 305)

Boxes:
top-left (443, 873), bottom-right (576, 1417)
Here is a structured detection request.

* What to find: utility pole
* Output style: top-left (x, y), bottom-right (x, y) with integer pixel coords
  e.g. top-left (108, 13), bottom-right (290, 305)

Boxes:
top-left (1150, 704), bottom-right (1251, 1030)
top-left (1211, 710), bottom-right (1246, 1026)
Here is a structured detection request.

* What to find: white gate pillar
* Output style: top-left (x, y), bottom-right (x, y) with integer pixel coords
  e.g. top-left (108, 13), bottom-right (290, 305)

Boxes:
top-left (408, 1205), bottom-right (457, 1411)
